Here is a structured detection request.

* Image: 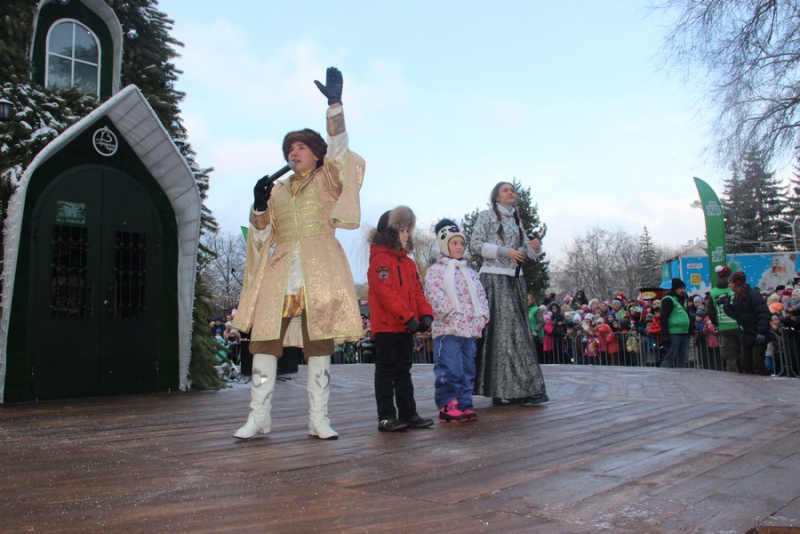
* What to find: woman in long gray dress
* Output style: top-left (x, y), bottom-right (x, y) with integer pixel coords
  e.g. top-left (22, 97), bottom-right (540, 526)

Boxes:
top-left (470, 181), bottom-right (548, 405)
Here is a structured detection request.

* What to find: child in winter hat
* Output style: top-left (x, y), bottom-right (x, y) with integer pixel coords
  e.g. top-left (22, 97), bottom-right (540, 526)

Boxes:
top-left (424, 218), bottom-right (490, 424)
top-left (368, 205), bottom-right (435, 432)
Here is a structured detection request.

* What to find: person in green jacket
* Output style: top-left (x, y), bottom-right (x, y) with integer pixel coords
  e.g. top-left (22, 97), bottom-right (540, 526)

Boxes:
top-left (706, 265), bottom-right (740, 372)
top-left (526, 293), bottom-right (544, 361)
top-left (660, 278), bottom-right (692, 368)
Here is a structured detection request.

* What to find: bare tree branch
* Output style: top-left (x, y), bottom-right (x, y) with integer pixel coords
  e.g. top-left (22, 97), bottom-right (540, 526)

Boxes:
top-left (657, 0), bottom-right (800, 162)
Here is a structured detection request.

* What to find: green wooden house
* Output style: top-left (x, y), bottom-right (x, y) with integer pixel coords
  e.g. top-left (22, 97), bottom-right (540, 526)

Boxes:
top-left (0, 0), bottom-right (200, 402)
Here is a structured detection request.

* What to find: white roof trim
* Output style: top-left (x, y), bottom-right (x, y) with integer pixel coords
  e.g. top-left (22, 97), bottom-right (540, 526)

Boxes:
top-left (1, 85), bottom-right (200, 402)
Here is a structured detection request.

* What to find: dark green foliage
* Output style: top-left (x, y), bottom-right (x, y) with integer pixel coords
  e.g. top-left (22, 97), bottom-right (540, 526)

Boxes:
top-left (722, 147), bottom-right (789, 252)
top-left (512, 178), bottom-right (550, 300)
top-left (0, 0), bottom-right (35, 80)
top-left (460, 179), bottom-right (550, 301)
top-left (190, 276), bottom-right (226, 390)
top-left (460, 208), bottom-right (481, 272)
top-left (638, 227), bottom-right (661, 287)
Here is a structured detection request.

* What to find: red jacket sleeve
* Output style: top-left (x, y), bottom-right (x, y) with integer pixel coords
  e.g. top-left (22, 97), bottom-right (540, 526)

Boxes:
top-left (368, 251), bottom-right (416, 325)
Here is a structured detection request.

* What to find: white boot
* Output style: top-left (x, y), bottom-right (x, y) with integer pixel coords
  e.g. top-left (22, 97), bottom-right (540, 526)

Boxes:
top-left (234, 353), bottom-right (278, 440)
top-left (307, 355), bottom-right (338, 440)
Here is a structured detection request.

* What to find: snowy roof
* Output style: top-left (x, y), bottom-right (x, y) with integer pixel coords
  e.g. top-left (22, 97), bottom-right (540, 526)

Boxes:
top-left (1, 85), bottom-right (201, 402)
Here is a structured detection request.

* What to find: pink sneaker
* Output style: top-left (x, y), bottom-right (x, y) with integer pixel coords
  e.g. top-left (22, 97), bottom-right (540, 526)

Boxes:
top-left (462, 409), bottom-right (478, 421)
top-left (439, 399), bottom-right (469, 423)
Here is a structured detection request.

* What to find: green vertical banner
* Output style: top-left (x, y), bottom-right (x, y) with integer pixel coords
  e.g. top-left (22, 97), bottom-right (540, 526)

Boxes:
top-left (693, 177), bottom-right (727, 285)
top-left (241, 226), bottom-right (248, 241)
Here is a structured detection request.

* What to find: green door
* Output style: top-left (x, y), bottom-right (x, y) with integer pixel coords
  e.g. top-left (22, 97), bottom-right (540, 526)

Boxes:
top-left (29, 166), bottom-right (163, 399)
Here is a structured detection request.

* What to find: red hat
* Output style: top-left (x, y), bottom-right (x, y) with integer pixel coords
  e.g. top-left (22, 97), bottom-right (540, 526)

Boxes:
top-left (730, 271), bottom-right (747, 286)
top-left (715, 265), bottom-right (731, 278)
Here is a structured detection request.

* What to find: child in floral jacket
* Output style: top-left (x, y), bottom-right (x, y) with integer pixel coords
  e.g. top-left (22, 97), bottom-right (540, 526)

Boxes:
top-left (424, 219), bottom-right (490, 423)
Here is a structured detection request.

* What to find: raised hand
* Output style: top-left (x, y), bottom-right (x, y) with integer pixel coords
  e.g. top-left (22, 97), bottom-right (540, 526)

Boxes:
top-left (314, 66), bottom-right (343, 106)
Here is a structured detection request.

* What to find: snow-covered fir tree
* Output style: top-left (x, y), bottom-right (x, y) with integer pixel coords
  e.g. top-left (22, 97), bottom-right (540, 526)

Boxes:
top-left (637, 227), bottom-right (660, 287)
top-left (722, 147), bottom-right (789, 253)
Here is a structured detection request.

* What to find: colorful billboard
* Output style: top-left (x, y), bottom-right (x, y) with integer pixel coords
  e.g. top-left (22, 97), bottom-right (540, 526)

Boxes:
top-left (661, 253), bottom-right (799, 295)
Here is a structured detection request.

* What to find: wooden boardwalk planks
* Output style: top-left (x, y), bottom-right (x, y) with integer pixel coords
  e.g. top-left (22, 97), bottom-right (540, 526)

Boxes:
top-left (1, 365), bottom-right (799, 533)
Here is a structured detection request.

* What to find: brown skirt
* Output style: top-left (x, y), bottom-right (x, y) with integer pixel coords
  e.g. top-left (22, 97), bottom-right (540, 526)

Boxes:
top-left (249, 313), bottom-right (334, 358)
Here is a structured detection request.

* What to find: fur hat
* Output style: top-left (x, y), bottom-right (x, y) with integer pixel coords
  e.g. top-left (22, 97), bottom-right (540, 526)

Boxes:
top-left (730, 271), bottom-right (747, 286)
top-left (434, 218), bottom-right (466, 256)
top-left (370, 206), bottom-right (416, 251)
top-left (671, 278), bottom-right (686, 290)
top-left (282, 128), bottom-right (327, 167)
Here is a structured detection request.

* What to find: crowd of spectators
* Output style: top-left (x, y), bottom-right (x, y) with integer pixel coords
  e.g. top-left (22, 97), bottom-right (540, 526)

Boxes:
top-left (527, 286), bottom-right (800, 377)
top-left (211, 280), bottom-right (800, 379)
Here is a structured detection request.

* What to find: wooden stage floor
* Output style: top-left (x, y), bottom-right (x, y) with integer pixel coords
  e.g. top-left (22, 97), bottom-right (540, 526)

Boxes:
top-left (2, 364), bottom-right (800, 533)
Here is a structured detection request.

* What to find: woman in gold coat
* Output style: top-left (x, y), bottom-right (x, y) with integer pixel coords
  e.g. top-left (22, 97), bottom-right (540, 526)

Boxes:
top-left (232, 67), bottom-right (365, 440)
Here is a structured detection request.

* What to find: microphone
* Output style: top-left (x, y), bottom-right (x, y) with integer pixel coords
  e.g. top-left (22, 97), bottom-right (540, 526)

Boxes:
top-left (258, 161), bottom-right (296, 188)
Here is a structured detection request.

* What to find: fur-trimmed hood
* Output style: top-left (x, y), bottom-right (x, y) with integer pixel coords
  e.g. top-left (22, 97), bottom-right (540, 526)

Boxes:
top-left (368, 205), bottom-right (416, 252)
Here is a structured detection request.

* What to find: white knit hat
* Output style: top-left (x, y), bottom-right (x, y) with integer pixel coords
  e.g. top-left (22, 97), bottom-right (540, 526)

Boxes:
top-left (434, 218), bottom-right (466, 256)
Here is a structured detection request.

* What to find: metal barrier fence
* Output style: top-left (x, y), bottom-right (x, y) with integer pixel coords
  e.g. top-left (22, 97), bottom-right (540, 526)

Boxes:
top-left (269, 328), bottom-right (800, 378)
top-left (770, 328), bottom-right (800, 377)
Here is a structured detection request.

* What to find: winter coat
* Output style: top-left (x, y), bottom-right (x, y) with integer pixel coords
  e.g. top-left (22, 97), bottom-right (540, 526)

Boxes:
top-left (543, 322), bottom-right (554, 352)
top-left (703, 319), bottom-right (720, 348)
top-left (423, 256), bottom-right (489, 338)
top-left (723, 285), bottom-right (771, 346)
top-left (233, 106), bottom-right (365, 342)
top-left (572, 291), bottom-right (588, 308)
top-left (368, 244), bottom-right (433, 336)
top-left (548, 302), bottom-right (566, 337)
top-left (597, 323), bottom-right (619, 354)
top-left (470, 206), bottom-right (542, 276)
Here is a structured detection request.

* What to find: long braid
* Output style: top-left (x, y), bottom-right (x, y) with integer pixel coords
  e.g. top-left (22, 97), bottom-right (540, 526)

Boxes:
top-left (490, 181), bottom-right (512, 243)
top-left (513, 209), bottom-right (524, 247)
top-left (492, 202), bottom-right (504, 242)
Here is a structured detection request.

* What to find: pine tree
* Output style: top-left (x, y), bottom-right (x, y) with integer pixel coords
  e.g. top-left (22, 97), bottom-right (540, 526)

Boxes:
top-left (637, 227), bottom-right (661, 287)
top-left (460, 208), bottom-right (481, 272)
top-left (460, 179), bottom-right (550, 300)
top-left (722, 147), bottom-right (789, 252)
top-left (513, 178), bottom-right (550, 300)
top-left (787, 157), bottom-right (800, 219)
top-left (722, 165), bottom-right (758, 253)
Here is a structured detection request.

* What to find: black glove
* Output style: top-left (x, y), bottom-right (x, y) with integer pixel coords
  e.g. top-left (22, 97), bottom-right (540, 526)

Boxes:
top-left (418, 316), bottom-right (433, 332)
top-left (406, 317), bottom-right (420, 333)
top-left (314, 66), bottom-right (343, 105)
top-left (253, 175), bottom-right (274, 212)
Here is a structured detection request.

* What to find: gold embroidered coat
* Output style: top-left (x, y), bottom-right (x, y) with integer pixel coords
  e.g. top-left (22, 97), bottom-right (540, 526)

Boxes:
top-left (233, 110), bottom-right (365, 342)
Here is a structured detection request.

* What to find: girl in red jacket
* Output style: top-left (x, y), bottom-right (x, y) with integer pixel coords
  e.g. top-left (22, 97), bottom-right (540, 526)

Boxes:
top-left (367, 206), bottom-right (435, 432)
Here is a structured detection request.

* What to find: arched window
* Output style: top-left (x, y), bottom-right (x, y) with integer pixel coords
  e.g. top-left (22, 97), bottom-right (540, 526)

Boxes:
top-left (46, 20), bottom-right (100, 96)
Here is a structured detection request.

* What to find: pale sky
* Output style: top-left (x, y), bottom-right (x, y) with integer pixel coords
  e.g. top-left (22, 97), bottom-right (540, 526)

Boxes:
top-left (158, 0), bottom-right (791, 283)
